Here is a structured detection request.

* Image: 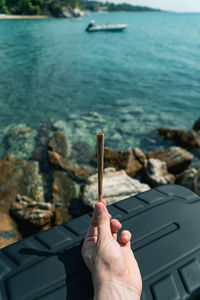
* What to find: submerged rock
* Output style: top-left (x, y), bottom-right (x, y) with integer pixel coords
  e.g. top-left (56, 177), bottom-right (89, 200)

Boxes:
top-left (69, 112), bottom-right (105, 124)
top-left (0, 156), bottom-right (45, 246)
top-left (144, 158), bottom-right (175, 187)
top-left (5, 124), bottom-right (37, 159)
top-left (10, 195), bottom-right (55, 237)
top-left (48, 131), bottom-right (68, 170)
top-left (49, 131), bottom-right (68, 157)
top-left (0, 156), bottom-right (44, 202)
top-left (146, 146), bottom-right (193, 174)
top-left (53, 120), bottom-right (69, 134)
top-left (83, 168), bottom-right (150, 207)
top-left (0, 156), bottom-right (44, 246)
top-left (71, 141), bottom-right (93, 166)
top-left (0, 156), bottom-right (46, 247)
top-left (32, 120), bottom-right (54, 164)
top-left (158, 128), bottom-right (200, 151)
top-left (104, 147), bottom-right (146, 177)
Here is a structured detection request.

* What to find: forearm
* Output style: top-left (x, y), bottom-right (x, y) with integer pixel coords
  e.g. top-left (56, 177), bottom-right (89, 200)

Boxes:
top-left (93, 282), bottom-right (141, 300)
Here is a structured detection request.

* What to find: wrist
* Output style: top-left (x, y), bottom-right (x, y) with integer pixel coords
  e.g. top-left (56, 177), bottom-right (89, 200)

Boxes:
top-left (93, 280), bottom-right (141, 300)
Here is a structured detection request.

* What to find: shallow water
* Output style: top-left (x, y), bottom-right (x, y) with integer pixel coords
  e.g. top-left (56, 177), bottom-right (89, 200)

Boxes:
top-left (0, 12), bottom-right (200, 159)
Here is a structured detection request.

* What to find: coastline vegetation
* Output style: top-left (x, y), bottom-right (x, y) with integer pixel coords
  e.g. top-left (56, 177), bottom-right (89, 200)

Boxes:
top-left (0, 0), bottom-right (161, 16)
top-left (0, 0), bottom-right (79, 16)
top-left (79, 1), bottom-right (161, 13)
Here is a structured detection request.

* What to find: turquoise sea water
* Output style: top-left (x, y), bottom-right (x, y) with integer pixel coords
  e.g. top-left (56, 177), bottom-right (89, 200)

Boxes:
top-left (0, 12), bottom-right (200, 159)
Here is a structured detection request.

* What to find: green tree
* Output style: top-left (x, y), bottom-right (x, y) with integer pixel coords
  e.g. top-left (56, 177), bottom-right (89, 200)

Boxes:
top-left (12, 0), bottom-right (41, 15)
top-left (32, 0), bottom-right (44, 6)
top-left (0, 0), bottom-right (9, 13)
top-left (49, 1), bottom-right (62, 16)
top-left (1, 0), bottom-right (80, 16)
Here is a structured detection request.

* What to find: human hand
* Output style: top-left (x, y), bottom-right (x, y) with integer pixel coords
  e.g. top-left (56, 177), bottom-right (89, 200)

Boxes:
top-left (81, 201), bottom-right (142, 300)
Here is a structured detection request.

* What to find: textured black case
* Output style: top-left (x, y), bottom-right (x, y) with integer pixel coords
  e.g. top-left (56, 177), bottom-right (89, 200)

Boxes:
top-left (0, 184), bottom-right (200, 300)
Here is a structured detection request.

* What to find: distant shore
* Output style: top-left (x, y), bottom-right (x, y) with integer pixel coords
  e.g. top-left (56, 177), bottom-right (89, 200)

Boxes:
top-left (0, 14), bottom-right (50, 19)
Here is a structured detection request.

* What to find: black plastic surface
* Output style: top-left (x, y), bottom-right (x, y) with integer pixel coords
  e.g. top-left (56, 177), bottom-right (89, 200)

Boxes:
top-left (1, 184), bottom-right (200, 300)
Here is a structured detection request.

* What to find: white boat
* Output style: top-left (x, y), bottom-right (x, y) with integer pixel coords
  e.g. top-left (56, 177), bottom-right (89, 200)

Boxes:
top-left (86, 20), bottom-right (127, 32)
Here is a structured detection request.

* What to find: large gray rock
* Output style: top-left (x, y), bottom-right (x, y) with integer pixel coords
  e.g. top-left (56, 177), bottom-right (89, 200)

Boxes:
top-left (62, 7), bottom-right (85, 18)
top-left (176, 168), bottom-right (198, 190)
top-left (82, 168), bottom-right (150, 207)
top-left (146, 146), bottom-right (193, 174)
top-left (176, 168), bottom-right (200, 196)
top-left (10, 195), bottom-right (55, 237)
top-left (144, 158), bottom-right (175, 187)
top-left (104, 147), bottom-right (146, 177)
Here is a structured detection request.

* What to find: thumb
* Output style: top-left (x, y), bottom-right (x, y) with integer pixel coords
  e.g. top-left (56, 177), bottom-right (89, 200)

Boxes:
top-left (94, 202), bottom-right (112, 242)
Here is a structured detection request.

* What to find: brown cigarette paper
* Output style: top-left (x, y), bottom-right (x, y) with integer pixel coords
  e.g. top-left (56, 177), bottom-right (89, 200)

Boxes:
top-left (96, 132), bottom-right (104, 202)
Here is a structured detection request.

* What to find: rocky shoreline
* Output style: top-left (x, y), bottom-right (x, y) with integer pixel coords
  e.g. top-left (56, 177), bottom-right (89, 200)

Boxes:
top-left (0, 117), bottom-right (200, 248)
